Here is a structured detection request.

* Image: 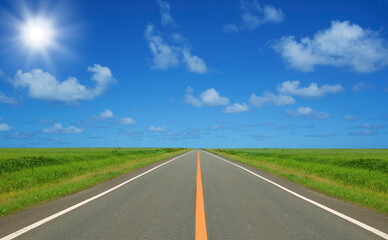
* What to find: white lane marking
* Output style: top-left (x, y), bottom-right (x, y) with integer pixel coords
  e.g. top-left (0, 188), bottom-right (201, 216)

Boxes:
top-left (204, 151), bottom-right (388, 240)
top-left (0, 151), bottom-right (194, 240)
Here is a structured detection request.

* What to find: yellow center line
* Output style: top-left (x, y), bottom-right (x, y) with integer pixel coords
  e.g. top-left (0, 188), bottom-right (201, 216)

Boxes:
top-left (195, 150), bottom-right (208, 240)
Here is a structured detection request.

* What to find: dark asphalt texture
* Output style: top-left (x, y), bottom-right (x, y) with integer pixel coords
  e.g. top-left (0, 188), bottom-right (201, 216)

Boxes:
top-left (0, 150), bottom-right (387, 239)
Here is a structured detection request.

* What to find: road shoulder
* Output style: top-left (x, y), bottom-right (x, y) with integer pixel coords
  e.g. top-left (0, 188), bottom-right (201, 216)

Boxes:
top-left (202, 150), bottom-right (388, 234)
top-left (0, 150), bottom-right (192, 238)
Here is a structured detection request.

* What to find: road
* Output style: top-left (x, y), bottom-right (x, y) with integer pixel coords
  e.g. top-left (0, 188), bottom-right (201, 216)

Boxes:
top-left (0, 150), bottom-right (387, 239)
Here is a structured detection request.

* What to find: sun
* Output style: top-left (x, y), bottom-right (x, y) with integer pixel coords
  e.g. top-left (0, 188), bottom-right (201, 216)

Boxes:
top-left (21, 17), bottom-right (56, 50)
top-left (4, 2), bottom-right (74, 66)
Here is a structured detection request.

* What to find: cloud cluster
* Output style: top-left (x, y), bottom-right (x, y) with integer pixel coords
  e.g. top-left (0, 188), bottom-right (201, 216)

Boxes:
top-left (249, 91), bottom-right (295, 107)
top-left (11, 64), bottom-right (115, 102)
top-left (144, 1), bottom-right (207, 74)
top-left (277, 80), bottom-right (344, 98)
top-left (42, 123), bottom-right (84, 134)
top-left (0, 123), bottom-right (12, 132)
top-left (285, 106), bottom-right (330, 119)
top-left (185, 87), bottom-right (249, 114)
top-left (186, 79), bottom-right (340, 115)
top-left (306, 133), bottom-right (336, 137)
top-left (0, 117), bottom-right (34, 140)
top-left (352, 82), bottom-right (374, 92)
top-left (249, 80), bottom-right (342, 118)
top-left (166, 127), bottom-right (201, 140)
top-left (224, 0), bottom-right (284, 33)
top-left (118, 117), bottom-right (136, 126)
top-left (273, 21), bottom-right (388, 72)
top-left (120, 130), bottom-right (143, 139)
top-left (0, 117), bottom-right (12, 132)
top-left (252, 133), bottom-right (273, 140)
top-left (355, 123), bottom-right (385, 129)
top-left (99, 109), bottom-right (114, 119)
top-left (144, 24), bottom-right (179, 70)
top-left (94, 109), bottom-right (136, 125)
top-left (5, 132), bottom-right (34, 139)
top-left (185, 87), bottom-right (229, 107)
top-left (223, 103), bottom-right (249, 113)
top-left (0, 92), bottom-right (17, 105)
top-left (343, 115), bottom-right (359, 122)
top-left (157, 0), bottom-right (175, 27)
top-left (348, 130), bottom-right (377, 136)
top-left (148, 125), bottom-right (168, 132)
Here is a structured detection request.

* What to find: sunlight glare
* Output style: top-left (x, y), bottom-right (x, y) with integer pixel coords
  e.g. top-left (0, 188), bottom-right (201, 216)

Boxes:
top-left (21, 17), bottom-right (55, 50)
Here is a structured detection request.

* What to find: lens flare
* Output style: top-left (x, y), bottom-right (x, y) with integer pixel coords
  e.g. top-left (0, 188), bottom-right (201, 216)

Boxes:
top-left (21, 17), bottom-right (55, 50)
top-left (4, 2), bottom-right (75, 65)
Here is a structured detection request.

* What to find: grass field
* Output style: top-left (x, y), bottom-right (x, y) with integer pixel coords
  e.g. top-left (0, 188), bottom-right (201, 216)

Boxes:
top-left (206, 149), bottom-right (388, 215)
top-left (0, 148), bottom-right (190, 216)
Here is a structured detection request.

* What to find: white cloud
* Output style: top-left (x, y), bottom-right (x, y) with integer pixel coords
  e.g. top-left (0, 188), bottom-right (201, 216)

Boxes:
top-left (343, 115), bottom-right (359, 122)
top-left (184, 94), bottom-right (202, 107)
top-left (200, 88), bottom-right (229, 106)
top-left (252, 133), bottom-right (273, 140)
top-left (273, 21), bottom-right (388, 72)
top-left (171, 33), bottom-right (185, 43)
top-left (277, 80), bottom-right (344, 98)
top-left (262, 5), bottom-right (285, 23)
top-left (157, 0), bottom-right (175, 27)
top-left (0, 92), bottom-right (16, 104)
top-left (210, 125), bottom-right (231, 130)
top-left (186, 86), bottom-right (194, 93)
top-left (144, 2), bottom-right (207, 74)
top-left (240, 122), bottom-right (273, 128)
top-left (306, 133), bottom-right (336, 137)
top-left (184, 86), bottom-right (202, 107)
top-left (42, 123), bottom-right (84, 134)
top-left (257, 134), bottom-right (273, 138)
top-left (249, 91), bottom-right (295, 108)
top-left (355, 123), bottom-right (385, 129)
top-left (144, 25), bottom-right (207, 74)
top-left (185, 87), bottom-right (229, 107)
top-left (120, 130), bottom-right (143, 139)
top-left (148, 125), bottom-right (167, 132)
top-left (99, 109), bottom-right (114, 119)
top-left (93, 110), bottom-right (136, 125)
top-left (5, 132), bottom-right (34, 139)
top-left (349, 130), bottom-right (377, 136)
top-left (224, 1), bottom-right (284, 33)
top-left (223, 24), bottom-right (239, 33)
top-left (285, 106), bottom-right (330, 119)
top-left (11, 64), bottom-right (115, 102)
top-left (166, 127), bottom-right (201, 140)
top-left (0, 118), bottom-right (12, 132)
top-left (118, 117), bottom-right (136, 125)
top-left (33, 119), bottom-right (56, 125)
top-left (0, 123), bottom-right (12, 132)
top-left (182, 48), bottom-right (207, 74)
top-left (223, 103), bottom-right (250, 113)
top-left (352, 82), bottom-right (374, 92)
top-left (144, 24), bottom-right (180, 70)
top-left (352, 82), bottom-right (365, 92)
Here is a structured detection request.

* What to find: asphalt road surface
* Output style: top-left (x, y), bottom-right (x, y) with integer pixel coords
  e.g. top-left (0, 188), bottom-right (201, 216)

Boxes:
top-left (0, 150), bottom-right (387, 239)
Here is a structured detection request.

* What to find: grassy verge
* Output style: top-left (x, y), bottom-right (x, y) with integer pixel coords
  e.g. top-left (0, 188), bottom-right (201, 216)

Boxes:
top-left (0, 148), bottom-right (191, 216)
top-left (206, 148), bottom-right (388, 215)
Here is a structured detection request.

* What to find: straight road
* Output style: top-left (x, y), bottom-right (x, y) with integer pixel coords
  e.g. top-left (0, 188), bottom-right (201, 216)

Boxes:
top-left (0, 150), bottom-right (387, 239)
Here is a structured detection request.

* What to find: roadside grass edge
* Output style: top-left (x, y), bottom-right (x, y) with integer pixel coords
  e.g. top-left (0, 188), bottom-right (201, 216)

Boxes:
top-left (206, 149), bottom-right (388, 215)
top-left (0, 148), bottom-right (191, 217)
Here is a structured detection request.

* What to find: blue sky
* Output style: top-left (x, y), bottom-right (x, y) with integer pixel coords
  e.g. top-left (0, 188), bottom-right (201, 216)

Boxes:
top-left (0, 0), bottom-right (387, 148)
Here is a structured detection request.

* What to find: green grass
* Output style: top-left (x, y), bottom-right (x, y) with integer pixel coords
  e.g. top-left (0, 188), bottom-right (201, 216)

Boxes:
top-left (206, 148), bottom-right (388, 215)
top-left (0, 148), bottom-right (190, 216)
